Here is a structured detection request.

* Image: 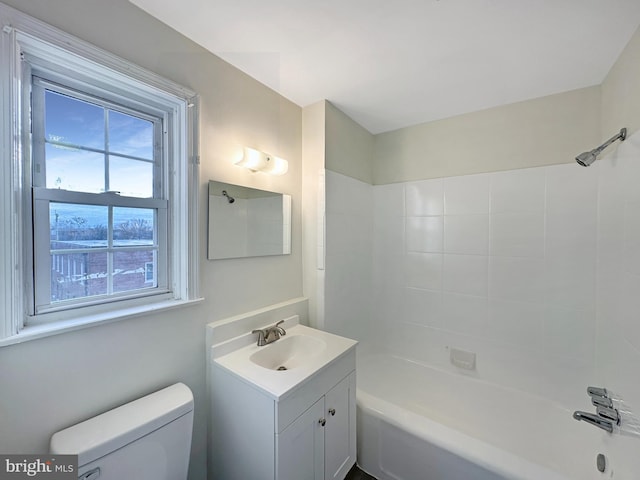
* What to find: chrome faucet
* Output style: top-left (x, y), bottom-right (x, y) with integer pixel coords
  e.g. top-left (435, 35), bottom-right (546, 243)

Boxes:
top-left (573, 411), bottom-right (614, 433)
top-left (573, 385), bottom-right (620, 433)
top-left (251, 320), bottom-right (286, 346)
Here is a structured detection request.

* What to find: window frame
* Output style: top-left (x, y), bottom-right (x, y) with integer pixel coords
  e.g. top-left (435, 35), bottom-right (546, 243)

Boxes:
top-left (0, 4), bottom-right (201, 344)
top-left (30, 76), bottom-right (169, 317)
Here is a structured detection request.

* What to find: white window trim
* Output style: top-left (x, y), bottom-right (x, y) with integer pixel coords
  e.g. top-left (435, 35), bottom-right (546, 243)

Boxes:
top-left (0, 3), bottom-right (201, 346)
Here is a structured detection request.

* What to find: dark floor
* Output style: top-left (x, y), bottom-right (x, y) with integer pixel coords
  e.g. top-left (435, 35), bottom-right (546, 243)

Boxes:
top-left (345, 464), bottom-right (377, 480)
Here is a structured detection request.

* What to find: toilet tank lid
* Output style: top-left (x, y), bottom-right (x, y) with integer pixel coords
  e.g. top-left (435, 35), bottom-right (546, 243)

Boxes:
top-left (50, 383), bottom-right (193, 466)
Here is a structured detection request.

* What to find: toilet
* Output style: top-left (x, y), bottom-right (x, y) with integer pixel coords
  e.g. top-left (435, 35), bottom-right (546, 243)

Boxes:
top-left (50, 383), bottom-right (194, 480)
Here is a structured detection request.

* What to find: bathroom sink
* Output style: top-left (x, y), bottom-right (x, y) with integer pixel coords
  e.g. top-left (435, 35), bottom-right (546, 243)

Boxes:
top-left (249, 334), bottom-right (326, 371)
top-left (213, 322), bottom-right (358, 399)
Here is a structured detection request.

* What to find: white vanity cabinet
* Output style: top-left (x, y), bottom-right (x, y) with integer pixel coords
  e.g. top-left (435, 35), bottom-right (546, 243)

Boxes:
top-left (277, 372), bottom-right (356, 480)
top-left (211, 337), bottom-right (356, 480)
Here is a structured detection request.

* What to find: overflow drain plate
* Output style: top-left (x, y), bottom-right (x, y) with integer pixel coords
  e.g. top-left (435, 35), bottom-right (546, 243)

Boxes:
top-left (276, 366), bottom-right (288, 371)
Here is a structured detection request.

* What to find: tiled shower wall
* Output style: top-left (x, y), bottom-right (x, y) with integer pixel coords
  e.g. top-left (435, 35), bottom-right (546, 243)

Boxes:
top-left (326, 130), bottom-right (640, 411)
top-left (374, 163), bottom-right (598, 407)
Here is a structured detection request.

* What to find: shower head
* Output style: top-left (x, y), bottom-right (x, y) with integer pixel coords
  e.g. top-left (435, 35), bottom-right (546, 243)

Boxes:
top-left (222, 190), bottom-right (235, 204)
top-left (576, 128), bottom-right (627, 167)
top-left (576, 150), bottom-right (598, 167)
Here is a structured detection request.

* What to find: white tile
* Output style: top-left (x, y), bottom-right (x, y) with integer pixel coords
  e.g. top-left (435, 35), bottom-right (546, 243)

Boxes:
top-left (544, 306), bottom-right (595, 362)
top-left (374, 215), bottom-right (404, 255)
top-left (443, 254), bottom-right (488, 297)
top-left (490, 212), bottom-right (544, 258)
top-left (444, 214), bottom-right (489, 255)
top-left (489, 256), bottom-right (546, 303)
top-left (487, 299), bottom-right (544, 349)
top-left (544, 253), bottom-right (596, 311)
top-left (490, 167), bottom-right (546, 214)
top-left (373, 183), bottom-right (405, 219)
top-left (373, 250), bottom-right (404, 289)
top-left (404, 287), bottom-right (443, 328)
top-left (546, 210), bottom-right (597, 259)
top-left (444, 174), bottom-right (490, 215)
top-left (617, 272), bottom-right (640, 353)
top-left (389, 322), bottom-right (436, 365)
top-left (545, 162), bottom-right (598, 216)
top-left (326, 171), bottom-right (372, 215)
top-left (597, 162), bottom-right (625, 258)
top-left (405, 178), bottom-right (444, 216)
top-left (545, 210), bottom-right (597, 310)
top-left (405, 253), bottom-right (443, 291)
top-left (596, 325), bottom-right (640, 417)
top-left (623, 201), bottom-right (640, 276)
top-left (326, 212), bottom-right (371, 255)
top-left (406, 216), bottom-right (443, 253)
top-left (532, 352), bottom-right (592, 409)
top-left (373, 284), bottom-right (404, 329)
top-left (441, 292), bottom-right (488, 336)
top-left (478, 343), bottom-right (554, 401)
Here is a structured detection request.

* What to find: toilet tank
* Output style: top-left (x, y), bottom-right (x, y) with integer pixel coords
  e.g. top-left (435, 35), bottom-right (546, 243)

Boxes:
top-left (50, 383), bottom-right (194, 480)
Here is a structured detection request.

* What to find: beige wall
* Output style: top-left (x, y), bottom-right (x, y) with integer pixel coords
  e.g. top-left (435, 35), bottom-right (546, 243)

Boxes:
top-left (325, 101), bottom-right (374, 184)
top-left (373, 86), bottom-right (601, 184)
top-left (0, 2), bottom-right (303, 479)
top-left (602, 25), bottom-right (640, 142)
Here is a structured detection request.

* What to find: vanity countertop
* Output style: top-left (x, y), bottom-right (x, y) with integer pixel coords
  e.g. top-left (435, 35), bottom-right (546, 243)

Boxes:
top-left (213, 322), bottom-right (357, 400)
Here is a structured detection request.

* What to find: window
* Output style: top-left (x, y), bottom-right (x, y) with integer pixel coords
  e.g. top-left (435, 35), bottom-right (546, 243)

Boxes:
top-left (31, 79), bottom-right (167, 314)
top-left (0, 5), bottom-right (200, 342)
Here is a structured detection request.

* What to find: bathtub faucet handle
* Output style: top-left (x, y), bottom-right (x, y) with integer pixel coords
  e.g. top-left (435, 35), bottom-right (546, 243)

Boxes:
top-left (587, 386), bottom-right (608, 399)
top-left (597, 406), bottom-right (620, 425)
top-left (591, 395), bottom-right (613, 408)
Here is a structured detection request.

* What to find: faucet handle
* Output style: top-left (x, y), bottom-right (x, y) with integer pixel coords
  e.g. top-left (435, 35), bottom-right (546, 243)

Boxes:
top-left (592, 395), bottom-right (613, 409)
top-left (597, 406), bottom-right (620, 425)
top-left (588, 386), bottom-right (608, 398)
top-left (274, 320), bottom-right (286, 336)
top-left (251, 329), bottom-right (266, 346)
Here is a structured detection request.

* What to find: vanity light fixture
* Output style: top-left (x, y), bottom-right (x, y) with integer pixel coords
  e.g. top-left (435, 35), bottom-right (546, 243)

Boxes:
top-left (234, 147), bottom-right (288, 175)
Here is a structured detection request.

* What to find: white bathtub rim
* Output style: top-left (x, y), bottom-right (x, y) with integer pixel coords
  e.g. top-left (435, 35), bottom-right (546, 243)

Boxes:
top-left (357, 389), bottom-right (569, 480)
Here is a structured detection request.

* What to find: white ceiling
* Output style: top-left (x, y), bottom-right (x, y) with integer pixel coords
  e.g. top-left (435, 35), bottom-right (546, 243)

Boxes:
top-left (129, 0), bottom-right (640, 134)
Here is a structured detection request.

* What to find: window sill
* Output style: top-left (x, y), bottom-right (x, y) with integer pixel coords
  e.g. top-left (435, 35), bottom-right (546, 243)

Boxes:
top-left (0, 297), bottom-right (204, 348)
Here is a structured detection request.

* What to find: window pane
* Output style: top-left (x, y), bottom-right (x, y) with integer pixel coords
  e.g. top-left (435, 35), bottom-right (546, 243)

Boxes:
top-left (45, 90), bottom-right (104, 149)
top-left (46, 144), bottom-right (105, 193)
top-left (109, 155), bottom-right (153, 198)
top-left (113, 207), bottom-right (155, 246)
top-left (108, 110), bottom-right (154, 160)
top-left (50, 203), bottom-right (108, 249)
top-left (113, 250), bottom-right (156, 293)
top-left (51, 251), bottom-right (108, 302)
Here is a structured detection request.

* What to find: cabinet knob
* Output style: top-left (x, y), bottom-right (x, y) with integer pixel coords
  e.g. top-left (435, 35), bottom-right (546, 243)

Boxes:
top-left (328, 408), bottom-right (336, 416)
top-left (319, 418), bottom-right (326, 427)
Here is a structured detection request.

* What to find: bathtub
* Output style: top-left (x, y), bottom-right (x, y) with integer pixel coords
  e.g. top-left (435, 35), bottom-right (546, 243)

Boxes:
top-left (356, 352), bottom-right (601, 480)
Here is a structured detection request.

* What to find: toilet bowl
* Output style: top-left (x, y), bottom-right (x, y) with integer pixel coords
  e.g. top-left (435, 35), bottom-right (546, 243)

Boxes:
top-left (50, 383), bottom-right (194, 480)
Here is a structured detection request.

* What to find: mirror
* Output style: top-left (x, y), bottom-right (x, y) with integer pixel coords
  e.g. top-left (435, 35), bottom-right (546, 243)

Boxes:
top-left (208, 181), bottom-right (291, 260)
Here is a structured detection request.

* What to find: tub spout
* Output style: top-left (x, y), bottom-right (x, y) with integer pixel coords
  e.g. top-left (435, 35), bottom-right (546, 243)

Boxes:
top-left (573, 411), bottom-right (614, 433)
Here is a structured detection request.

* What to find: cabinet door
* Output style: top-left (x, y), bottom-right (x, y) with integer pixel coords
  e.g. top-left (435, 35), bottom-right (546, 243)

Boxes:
top-left (276, 398), bottom-right (325, 480)
top-left (324, 372), bottom-right (356, 480)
